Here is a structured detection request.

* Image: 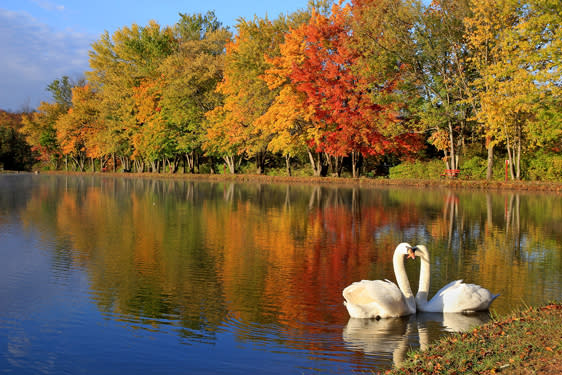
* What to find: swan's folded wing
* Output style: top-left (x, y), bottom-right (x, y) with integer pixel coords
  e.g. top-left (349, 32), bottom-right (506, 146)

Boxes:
top-left (343, 279), bottom-right (407, 317)
top-left (344, 280), bottom-right (399, 303)
top-left (436, 279), bottom-right (463, 297)
top-left (442, 283), bottom-right (497, 312)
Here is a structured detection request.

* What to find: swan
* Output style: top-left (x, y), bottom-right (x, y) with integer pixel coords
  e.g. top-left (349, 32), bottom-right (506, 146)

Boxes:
top-left (412, 245), bottom-right (499, 313)
top-left (342, 243), bottom-right (417, 319)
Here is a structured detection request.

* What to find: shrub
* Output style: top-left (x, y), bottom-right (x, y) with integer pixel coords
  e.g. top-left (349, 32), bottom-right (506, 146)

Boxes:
top-left (460, 156), bottom-right (487, 180)
top-left (526, 152), bottom-right (562, 181)
top-left (389, 160), bottom-right (445, 180)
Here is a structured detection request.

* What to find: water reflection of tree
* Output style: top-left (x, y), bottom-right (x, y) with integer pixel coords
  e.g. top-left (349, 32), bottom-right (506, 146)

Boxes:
top-left (15, 176), bottom-right (562, 350)
top-left (20, 177), bottom-right (230, 340)
top-left (409, 188), bottom-right (562, 313)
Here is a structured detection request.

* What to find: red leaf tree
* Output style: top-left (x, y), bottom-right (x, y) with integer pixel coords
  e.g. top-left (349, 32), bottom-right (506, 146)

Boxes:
top-left (286, 2), bottom-right (419, 177)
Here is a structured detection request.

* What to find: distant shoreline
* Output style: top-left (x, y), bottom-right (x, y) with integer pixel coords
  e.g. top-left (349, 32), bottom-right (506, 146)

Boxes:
top-left (7, 170), bottom-right (560, 193)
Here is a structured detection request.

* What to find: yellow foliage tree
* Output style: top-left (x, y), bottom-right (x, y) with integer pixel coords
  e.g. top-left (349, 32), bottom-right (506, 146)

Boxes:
top-left (56, 85), bottom-right (104, 171)
top-left (466, 0), bottom-right (562, 180)
top-left (20, 102), bottom-right (66, 168)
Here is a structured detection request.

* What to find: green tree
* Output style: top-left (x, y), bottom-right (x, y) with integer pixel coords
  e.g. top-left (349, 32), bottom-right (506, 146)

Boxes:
top-left (20, 102), bottom-right (65, 169)
top-left (159, 11), bottom-right (231, 173)
top-left (0, 110), bottom-right (34, 170)
top-left (0, 126), bottom-right (34, 170)
top-left (87, 20), bottom-right (177, 172)
top-left (353, 0), bottom-right (476, 171)
top-left (46, 75), bottom-right (78, 109)
top-left (413, 0), bottom-right (475, 171)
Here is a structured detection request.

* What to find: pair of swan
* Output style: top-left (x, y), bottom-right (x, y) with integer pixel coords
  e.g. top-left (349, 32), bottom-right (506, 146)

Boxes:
top-left (343, 243), bottom-right (499, 319)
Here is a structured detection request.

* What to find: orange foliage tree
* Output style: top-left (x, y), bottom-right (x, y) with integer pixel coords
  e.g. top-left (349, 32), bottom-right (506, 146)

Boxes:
top-left (56, 85), bottom-right (105, 171)
top-left (205, 16), bottom-right (301, 174)
top-left (269, 2), bottom-right (420, 177)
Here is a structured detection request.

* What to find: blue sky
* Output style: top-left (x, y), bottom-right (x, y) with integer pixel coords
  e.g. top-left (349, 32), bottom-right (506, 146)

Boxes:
top-left (0, 0), bottom-right (309, 111)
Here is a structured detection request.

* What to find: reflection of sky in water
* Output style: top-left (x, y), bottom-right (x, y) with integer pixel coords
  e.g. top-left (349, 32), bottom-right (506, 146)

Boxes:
top-left (0, 175), bottom-right (561, 374)
top-left (0, 221), bottom-right (352, 374)
top-left (1, 223), bottom-right (55, 319)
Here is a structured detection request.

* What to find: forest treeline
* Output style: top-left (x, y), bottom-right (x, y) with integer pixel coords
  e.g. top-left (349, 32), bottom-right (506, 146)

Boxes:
top-left (1, 0), bottom-right (561, 180)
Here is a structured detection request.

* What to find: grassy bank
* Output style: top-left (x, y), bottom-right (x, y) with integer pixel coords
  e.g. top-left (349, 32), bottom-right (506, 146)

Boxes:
top-left (386, 303), bottom-right (562, 375)
top-left (24, 170), bottom-right (562, 193)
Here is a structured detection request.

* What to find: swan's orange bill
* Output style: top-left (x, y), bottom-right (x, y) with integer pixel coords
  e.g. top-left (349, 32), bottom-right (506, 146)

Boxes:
top-left (407, 248), bottom-right (416, 259)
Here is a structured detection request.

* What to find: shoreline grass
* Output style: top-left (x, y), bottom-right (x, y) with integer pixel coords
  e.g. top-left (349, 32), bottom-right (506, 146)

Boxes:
top-left (386, 303), bottom-right (562, 375)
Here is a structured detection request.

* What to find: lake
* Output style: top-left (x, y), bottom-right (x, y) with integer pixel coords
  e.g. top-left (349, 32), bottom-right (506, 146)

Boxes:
top-left (1, 174), bottom-right (560, 374)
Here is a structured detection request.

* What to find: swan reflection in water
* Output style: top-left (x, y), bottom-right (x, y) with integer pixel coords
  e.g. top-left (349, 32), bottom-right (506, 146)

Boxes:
top-left (343, 312), bottom-right (490, 367)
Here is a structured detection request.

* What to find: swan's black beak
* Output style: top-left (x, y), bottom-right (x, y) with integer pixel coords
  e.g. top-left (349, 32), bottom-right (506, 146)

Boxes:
top-left (407, 246), bottom-right (417, 259)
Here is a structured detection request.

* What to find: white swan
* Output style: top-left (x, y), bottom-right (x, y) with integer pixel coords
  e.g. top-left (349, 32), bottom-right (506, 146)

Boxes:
top-left (413, 245), bottom-right (499, 313)
top-left (342, 243), bottom-right (417, 319)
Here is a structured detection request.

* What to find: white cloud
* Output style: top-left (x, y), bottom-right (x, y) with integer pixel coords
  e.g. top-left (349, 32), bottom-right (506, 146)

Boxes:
top-left (0, 9), bottom-right (95, 111)
top-left (31, 0), bottom-right (65, 13)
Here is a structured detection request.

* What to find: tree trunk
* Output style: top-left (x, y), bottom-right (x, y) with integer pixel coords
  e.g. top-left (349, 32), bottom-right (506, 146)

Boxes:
top-left (209, 157), bottom-right (216, 174)
top-left (352, 151), bottom-right (358, 178)
top-left (330, 156), bottom-right (343, 177)
top-left (186, 152), bottom-right (195, 173)
top-left (255, 150), bottom-right (266, 174)
top-left (486, 137), bottom-right (494, 181)
top-left (307, 148), bottom-right (327, 177)
top-left (506, 136), bottom-right (515, 180)
top-left (448, 120), bottom-right (457, 170)
top-left (516, 124), bottom-right (521, 180)
top-left (285, 154), bottom-right (292, 176)
top-left (73, 156), bottom-right (85, 172)
top-left (337, 156), bottom-right (344, 177)
top-left (223, 155), bottom-right (236, 174)
top-left (307, 149), bottom-right (320, 176)
top-left (166, 157), bottom-right (179, 173)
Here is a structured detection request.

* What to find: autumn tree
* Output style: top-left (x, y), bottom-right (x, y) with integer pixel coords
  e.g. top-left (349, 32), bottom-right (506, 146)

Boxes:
top-left (465, 0), bottom-right (518, 179)
top-left (466, 0), bottom-right (561, 180)
top-left (46, 76), bottom-right (78, 109)
top-left (56, 85), bottom-right (104, 171)
top-left (256, 9), bottom-right (317, 176)
top-left (159, 11), bottom-right (231, 173)
top-left (0, 110), bottom-right (34, 170)
top-left (87, 20), bottom-right (177, 171)
top-left (205, 16), bottom-right (294, 174)
top-left (521, 0), bottom-right (562, 153)
top-left (271, 2), bottom-right (418, 177)
top-left (354, 0), bottom-right (477, 172)
top-left (19, 76), bottom-right (82, 169)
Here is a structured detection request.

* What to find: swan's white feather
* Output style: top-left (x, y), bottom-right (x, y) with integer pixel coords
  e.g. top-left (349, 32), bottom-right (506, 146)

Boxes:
top-left (421, 279), bottom-right (499, 313)
top-left (343, 279), bottom-right (411, 319)
top-left (414, 245), bottom-right (499, 313)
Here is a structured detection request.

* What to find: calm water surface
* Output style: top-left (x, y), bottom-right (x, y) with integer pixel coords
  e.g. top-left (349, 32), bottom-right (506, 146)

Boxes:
top-left (1, 174), bottom-right (561, 374)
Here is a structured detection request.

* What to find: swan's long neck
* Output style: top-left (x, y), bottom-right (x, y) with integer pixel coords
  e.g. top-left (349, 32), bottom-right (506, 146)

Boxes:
top-left (393, 248), bottom-right (416, 313)
top-left (415, 245), bottom-right (431, 307)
